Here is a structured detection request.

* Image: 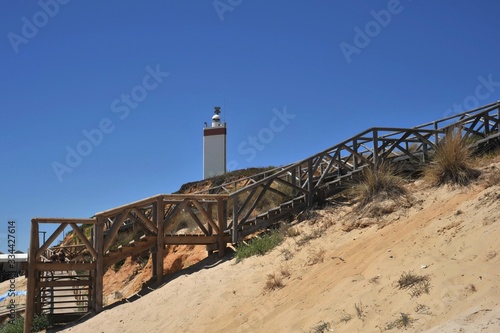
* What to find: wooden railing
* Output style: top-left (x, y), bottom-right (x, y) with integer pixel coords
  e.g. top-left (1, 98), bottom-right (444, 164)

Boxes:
top-left (24, 101), bottom-right (499, 333)
top-left (196, 101), bottom-right (500, 240)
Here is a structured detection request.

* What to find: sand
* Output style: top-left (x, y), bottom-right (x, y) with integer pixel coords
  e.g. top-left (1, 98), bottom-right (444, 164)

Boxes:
top-left (51, 159), bottom-right (500, 332)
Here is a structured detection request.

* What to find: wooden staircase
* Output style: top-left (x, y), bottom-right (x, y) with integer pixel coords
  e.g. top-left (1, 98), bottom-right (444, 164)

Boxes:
top-left (104, 235), bottom-right (156, 267)
top-left (36, 268), bottom-right (92, 324)
top-left (238, 195), bottom-right (307, 237)
top-left (24, 101), bottom-right (500, 332)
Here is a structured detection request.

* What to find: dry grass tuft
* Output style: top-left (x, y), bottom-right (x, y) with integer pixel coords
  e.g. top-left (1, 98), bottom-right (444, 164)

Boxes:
top-left (354, 301), bottom-right (365, 319)
top-left (397, 271), bottom-right (429, 289)
top-left (384, 312), bottom-right (414, 330)
top-left (264, 266), bottom-right (292, 292)
top-left (426, 129), bottom-right (481, 186)
top-left (352, 163), bottom-right (408, 207)
top-left (339, 310), bottom-right (353, 323)
top-left (310, 321), bottom-right (332, 333)
top-left (465, 283), bottom-right (477, 293)
top-left (296, 228), bottom-right (324, 246)
top-left (484, 166), bottom-right (500, 187)
top-left (280, 248), bottom-right (294, 261)
top-left (286, 226), bottom-right (301, 237)
top-left (264, 273), bottom-right (284, 291)
top-left (396, 271), bottom-right (431, 298)
top-left (306, 248), bottom-right (326, 266)
top-left (341, 163), bottom-right (412, 229)
top-left (414, 303), bottom-right (432, 315)
top-left (280, 265), bottom-right (291, 278)
top-left (297, 209), bottom-right (320, 222)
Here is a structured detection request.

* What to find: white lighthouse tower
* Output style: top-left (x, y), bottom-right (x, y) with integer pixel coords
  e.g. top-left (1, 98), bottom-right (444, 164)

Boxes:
top-left (203, 106), bottom-right (227, 179)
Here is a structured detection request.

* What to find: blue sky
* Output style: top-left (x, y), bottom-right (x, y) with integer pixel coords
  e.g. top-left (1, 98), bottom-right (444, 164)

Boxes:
top-left (1, 1), bottom-right (499, 252)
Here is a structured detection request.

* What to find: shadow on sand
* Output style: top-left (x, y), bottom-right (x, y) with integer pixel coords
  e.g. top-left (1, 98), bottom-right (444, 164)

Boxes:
top-left (48, 249), bottom-right (235, 332)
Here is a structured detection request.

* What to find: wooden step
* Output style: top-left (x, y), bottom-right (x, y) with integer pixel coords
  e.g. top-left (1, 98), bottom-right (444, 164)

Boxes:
top-left (139, 234), bottom-right (150, 242)
top-left (268, 207), bottom-right (281, 215)
top-left (292, 197), bottom-right (305, 205)
top-left (105, 248), bottom-right (120, 255)
top-left (243, 219), bottom-right (257, 226)
top-left (256, 213), bottom-right (268, 220)
top-left (121, 243), bottom-right (135, 248)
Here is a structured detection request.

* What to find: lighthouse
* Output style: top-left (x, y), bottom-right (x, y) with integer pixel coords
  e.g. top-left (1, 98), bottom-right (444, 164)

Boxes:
top-left (203, 106), bottom-right (227, 179)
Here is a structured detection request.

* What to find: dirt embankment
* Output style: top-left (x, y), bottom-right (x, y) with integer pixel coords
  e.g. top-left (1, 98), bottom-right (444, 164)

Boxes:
top-left (102, 244), bottom-right (208, 305)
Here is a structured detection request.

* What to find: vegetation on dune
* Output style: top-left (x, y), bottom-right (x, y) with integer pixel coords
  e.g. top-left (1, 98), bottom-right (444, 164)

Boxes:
top-left (264, 273), bottom-right (284, 291)
top-left (310, 321), bottom-right (332, 333)
top-left (426, 129), bottom-right (480, 186)
top-left (234, 227), bottom-right (285, 262)
top-left (0, 314), bottom-right (51, 333)
top-left (175, 166), bottom-right (276, 194)
top-left (350, 162), bottom-right (409, 208)
top-left (397, 271), bottom-right (431, 298)
top-left (384, 312), bottom-right (415, 330)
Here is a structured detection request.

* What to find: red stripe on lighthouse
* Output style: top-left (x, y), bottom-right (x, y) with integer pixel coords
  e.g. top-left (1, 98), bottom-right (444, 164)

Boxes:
top-left (204, 128), bottom-right (227, 136)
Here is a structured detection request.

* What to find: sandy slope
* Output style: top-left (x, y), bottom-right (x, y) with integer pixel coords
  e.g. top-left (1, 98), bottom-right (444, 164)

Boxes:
top-left (57, 161), bottom-right (500, 333)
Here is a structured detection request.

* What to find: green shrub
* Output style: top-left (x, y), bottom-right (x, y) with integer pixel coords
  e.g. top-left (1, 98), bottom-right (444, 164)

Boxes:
top-left (0, 316), bottom-right (23, 333)
top-left (0, 314), bottom-right (51, 333)
top-left (235, 229), bottom-right (284, 262)
top-left (32, 315), bottom-right (51, 332)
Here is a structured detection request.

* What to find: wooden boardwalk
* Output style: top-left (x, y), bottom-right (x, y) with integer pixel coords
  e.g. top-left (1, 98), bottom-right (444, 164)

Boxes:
top-left (24, 102), bottom-right (500, 332)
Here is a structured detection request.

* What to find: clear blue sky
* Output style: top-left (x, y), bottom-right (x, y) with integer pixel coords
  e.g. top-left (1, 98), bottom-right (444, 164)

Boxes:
top-left (1, 1), bottom-right (499, 253)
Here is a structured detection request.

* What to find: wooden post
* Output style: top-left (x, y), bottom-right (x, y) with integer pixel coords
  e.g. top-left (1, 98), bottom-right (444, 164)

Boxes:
top-left (94, 217), bottom-right (104, 313)
top-left (422, 142), bottom-right (429, 163)
top-left (373, 129), bottom-right (379, 171)
top-left (232, 195), bottom-right (238, 244)
top-left (151, 251), bottom-right (157, 278)
top-left (24, 220), bottom-right (39, 333)
top-left (337, 151), bottom-right (341, 178)
top-left (298, 164), bottom-right (303, 188)
top-left (434, 122), bottom-right (439, 145)
top-left (155, 197), bottom-right (164, 283)
top-left (291, 167), bottom-right (297, 196)
top-left (497, 106), bottom-right (500, 133)
top-left (217, 198), bottom-right (227, 257)
top-left (90, 225), bottom-right (94, 251)
top-left (34, 270), bottom-right (42, 317)
top-left (353, 139), bottom-right (358, 170)
top-left (307, 159), bottom-right (314, 207)
top-left (206, 204), bottom-right (213, 255)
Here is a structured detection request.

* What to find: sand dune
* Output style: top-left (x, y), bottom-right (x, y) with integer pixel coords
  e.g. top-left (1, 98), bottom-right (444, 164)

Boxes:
top-left (57, 160), bottom-right (500, 333)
